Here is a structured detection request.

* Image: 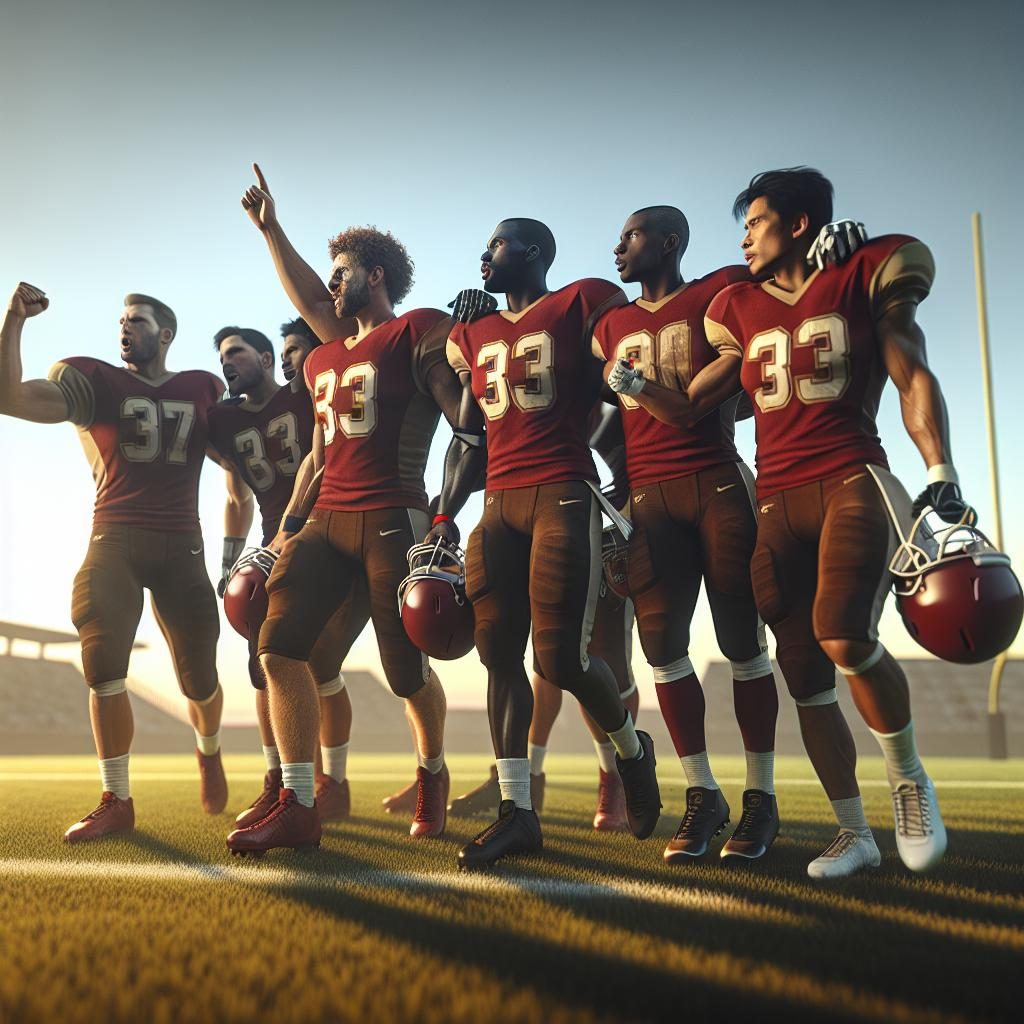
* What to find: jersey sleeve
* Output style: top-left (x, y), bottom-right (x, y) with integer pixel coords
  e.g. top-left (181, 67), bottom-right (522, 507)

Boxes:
top-left (704, 288), bottom-right (745, 356)
top-left (576, 279), bottom-right (628, 342)
top-left (445, 329), bottom-right (471, 375)
top-left (205, 402), bottom-right (235, 463)
top-left (869, 239), bottom-right (935, 318)
top-left (408, 309), bottom-right (452, 394)
top-left (46, 356), bottom-right (102, 427)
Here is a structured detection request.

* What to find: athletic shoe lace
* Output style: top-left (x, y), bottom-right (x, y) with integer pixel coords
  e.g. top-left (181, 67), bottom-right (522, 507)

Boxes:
top-left (732, 800), bottom-right (765, 840)
top-left (893, 782), bottom-right (932, 838)
top-left (673, 795), bottom-right (710, 839)
top-left (472, 808), bottom-right (516, 845)
top-left (414, 774), bottom-right (439, 822)
top-left (819, 831), bottom-right (859, 859)
top-left (84, 793), bottom-right (117, 820)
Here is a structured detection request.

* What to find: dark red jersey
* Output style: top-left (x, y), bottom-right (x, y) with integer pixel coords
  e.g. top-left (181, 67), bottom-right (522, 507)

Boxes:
top-left (592, 267), bottom-right (747, 488)
top-left (447, 279), bottom-right (625, 490)
top-left (705, 235), bottom-right (934, 498)
top-left (47, 358), bottom-right (223, 530)
top-left (303, 308), bottom-right (448, 512)
top-left (207, 382), bottom-right (314, 543)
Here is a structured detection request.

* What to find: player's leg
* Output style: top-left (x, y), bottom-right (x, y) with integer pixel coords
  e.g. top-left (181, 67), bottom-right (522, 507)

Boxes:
top-left (525, 668), bottom-right (561, 812)
top-left (234, 682), bottom-right (283, 830)
top-left (752, 485), bottom-right (878, 879)
top-left (64, 528), bottom-right (141, 842)
top-left (147, 529), bottom-right (226, 815)
top-left (530, 483), bottom-right (660, 840)
top-left (814, 470), bottom-right (945, 872)
top-left (364, 508), bottom-right (449, 838)
top-left (629, 479), bottom-right (721, 858)
top-left (457, 490), bottom-right (538, 867)
top-left (384, 704), bottom-right (423, 815)
top-left (700, 463), bottom-right (780, 860)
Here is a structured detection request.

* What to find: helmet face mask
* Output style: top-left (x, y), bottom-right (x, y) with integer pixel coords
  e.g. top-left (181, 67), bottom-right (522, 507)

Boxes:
top-left (601, 526), bottom-right (630, 600)
top-left (223, 546), bottom-right (280, 640)
top-left (398, 540), bottom-right (475, 660)
top-left (889, 509), bottom-right (1023, 664)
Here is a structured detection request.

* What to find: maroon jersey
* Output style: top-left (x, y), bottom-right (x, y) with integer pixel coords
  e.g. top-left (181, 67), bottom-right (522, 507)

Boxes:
top-left (592, 267), bottom-right (747, 488)
top-left (705, 235), bottom-right (934, 498)
top-left (47, 358), bottom-right (223, 530)
top-left (304, 308), bottom-right (448, 512)
top-left (207, 383), bottom-right (314, 543)
top-left (447, 279), bottom-right (625, 490)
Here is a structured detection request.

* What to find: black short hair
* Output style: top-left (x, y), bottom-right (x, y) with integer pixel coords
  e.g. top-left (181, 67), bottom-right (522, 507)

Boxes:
top-left (500, 218), bottom-right (557, 270)
top-left (213, 326), bottom-right (274, 357)
top-left (124, 293), bottom-right (177, 340)
top-left (280, 317), bottom-right (321, 348)
top-left (632, 206), bottom-right (690, 257)
top-left (732, 167), bottom-right (834, 237)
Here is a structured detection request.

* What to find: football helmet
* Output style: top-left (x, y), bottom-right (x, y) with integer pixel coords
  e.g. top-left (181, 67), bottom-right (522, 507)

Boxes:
top-left (223, 547), bottom-right (279, 640)
top-left (602, 525), bottom-right (630, 600)
top-left (398, 540), bottom-right (474, 660)
top-left (889, 509), bottom-right (1022, 664)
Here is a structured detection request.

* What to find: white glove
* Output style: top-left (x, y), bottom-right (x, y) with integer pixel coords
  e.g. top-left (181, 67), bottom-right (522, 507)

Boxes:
top-left (807, 219), bottom-right (868, 270)
top-left (607, 358), bottom-right (645, 396)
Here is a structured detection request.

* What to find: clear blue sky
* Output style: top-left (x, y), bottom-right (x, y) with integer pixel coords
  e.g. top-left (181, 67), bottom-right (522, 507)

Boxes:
top-left (1, 0), bottom-right (1021, 719)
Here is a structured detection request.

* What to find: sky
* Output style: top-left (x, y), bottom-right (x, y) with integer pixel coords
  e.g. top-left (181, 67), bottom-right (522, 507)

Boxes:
top-left (0, 0), bottom-right (1021, 724)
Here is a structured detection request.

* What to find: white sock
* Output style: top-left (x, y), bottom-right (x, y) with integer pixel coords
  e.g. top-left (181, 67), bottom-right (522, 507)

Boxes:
top-left (607, 713), bottom-right (641, 761)
top-left (832, 795), bottom-right (873, 837)
top-left (528, 743), bottom-right (547, 776)
top-left (195, 729), bottom-right (220, 756)
top-left (745, 750), bottom-right (775, 794)
top-left (262, 745), bottom-right (281, 771)
top-left (281, 762), bottom-right (315, 807)
top-left (869, 720), bottom-right (927, 786)
top-left (322, 742), bottom-right (349, 782)
top-left (417, 748), bottom-right (445, 775)
top-left (593, 739), bottom-right (618, 775)
top-left (680, 751), bottom-right (718, 790)
top-left (99, 753), bottom-right (130, 800)
top-left (496, 757), bottom-right (531, 809)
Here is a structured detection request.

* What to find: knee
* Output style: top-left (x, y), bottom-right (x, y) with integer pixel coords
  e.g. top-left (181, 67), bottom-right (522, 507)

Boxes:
top-left (475, 621), bottom-right (520, 671)
top-left (817, 637), bottom-right (882, 675)
top-left (89, 677), bottom-right (127, 697)
top-left (533, 643), bottom-right (583, 691)
top-left (776, 643), bottom-right (836, 702)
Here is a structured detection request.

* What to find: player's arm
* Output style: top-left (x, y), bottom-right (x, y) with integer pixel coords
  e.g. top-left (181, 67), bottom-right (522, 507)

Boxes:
top-left (878, 302), bottom-right (973, 523)
top-left (208, 448), bottom-right (256, 595)
top-left (240, 163), bottom-right (357, 345)
top-left (266, 433), bottom-right (325, 552)
top-left (0, 283), bottom-right (71, 424)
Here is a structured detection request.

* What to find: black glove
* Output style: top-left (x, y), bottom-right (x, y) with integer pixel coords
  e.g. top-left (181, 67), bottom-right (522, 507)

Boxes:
top-left (912, 481), bottom-right (977, 525)
top-left (448, 289), bottom-right (498, 324)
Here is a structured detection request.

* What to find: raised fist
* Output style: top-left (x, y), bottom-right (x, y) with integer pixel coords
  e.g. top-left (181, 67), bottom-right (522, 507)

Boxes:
top-left (607, 358), bottom-right (645, 396)
top-left (240, 162), bottom-right (278, 232)
top-left (807, 220), bottom-right (868, 270)
top-left (8, 282), bottom-right (49, 319)
top-left (448, 289), bottom-right (497, 324)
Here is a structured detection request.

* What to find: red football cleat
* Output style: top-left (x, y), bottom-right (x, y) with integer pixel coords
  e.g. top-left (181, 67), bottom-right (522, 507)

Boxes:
top-left (593, 768), bottom-right (629, 831)
top-left (410, 765), bottom-right (449, 838)
top-left (315, 775), bottom-right (351, 823)
top-left (63, 792), bottom-right (135, 844)
top-left (235, 768), bottom-right (283, 829)
top-left (197, 749), bottom-right (228, 815)
top-left (226, 789), bottom-right (321, 855)
top-left (382, 778), bottom-right (419, 816)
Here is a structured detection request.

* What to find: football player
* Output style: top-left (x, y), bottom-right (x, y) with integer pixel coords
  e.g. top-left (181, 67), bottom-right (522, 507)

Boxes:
top-left (226, 165), bottom-right (482, 854)
top-left (697, 167), bottom-right (965, 877)
top-left (0, 284), bottom-right (232, 841)
top-left (208, 325), bottom-right (357, 825)
top-left (436, 218), bottom-right (662, 869)
top-left (598, 205), bottom-right (782, 862)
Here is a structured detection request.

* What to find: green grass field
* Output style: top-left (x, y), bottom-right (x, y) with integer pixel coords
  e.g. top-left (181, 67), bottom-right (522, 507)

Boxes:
top-left (1, 754), bottom-right (1021, 1024)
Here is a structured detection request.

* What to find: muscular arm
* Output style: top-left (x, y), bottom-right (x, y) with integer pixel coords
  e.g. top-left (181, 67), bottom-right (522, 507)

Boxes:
top-left (0, 294), bottom-right (71, 424)
top-left (878, 302), bottom-right (953, 469)
top-left (223, 464), bottom-right (255, 538)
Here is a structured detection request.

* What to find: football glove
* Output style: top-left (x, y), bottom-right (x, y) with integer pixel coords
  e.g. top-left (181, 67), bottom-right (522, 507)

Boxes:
top-left (607, 358), bottom-right (645, 396)
top-left (912, 481), bottom-right (978, 526)
top-left (807, 219), bottom-right (868, 270)
top-left (448, 289), bottom-right (498, 324)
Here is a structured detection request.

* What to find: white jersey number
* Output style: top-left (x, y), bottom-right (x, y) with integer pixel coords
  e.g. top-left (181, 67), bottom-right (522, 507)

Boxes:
top-left (477, 332), bottom-right (557, 422)
top-left (233, 412), bottom-right (302, 492)
top-left (119, 398), bottom-right (196, 464)
top-left (314, 364), bottom-right (378, 444)
top-left (748, 314), bottom-right (850, 413)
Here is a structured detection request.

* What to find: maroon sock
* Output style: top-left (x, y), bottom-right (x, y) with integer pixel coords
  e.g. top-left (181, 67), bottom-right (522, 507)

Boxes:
top-left (655, 673), bottom-right (706, 757)
top-left (732, 672), bottom-right (779, 753)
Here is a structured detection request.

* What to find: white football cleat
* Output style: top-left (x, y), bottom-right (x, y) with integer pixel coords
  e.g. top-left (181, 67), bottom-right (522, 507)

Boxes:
top-left (891, 777), bottom-right (946, 872)
top-left (807, 829), bottom-right (881, 880)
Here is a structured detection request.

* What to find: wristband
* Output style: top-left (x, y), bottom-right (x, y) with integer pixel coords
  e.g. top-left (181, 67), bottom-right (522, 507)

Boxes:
top-left (432, 514), bottom-right (451, 526)
top-left (282, 514), bottom-right (307, 534)
top-left (222, 536), bottom-right (246, 566)
top-left (926, 463), bottom-right (959, 485)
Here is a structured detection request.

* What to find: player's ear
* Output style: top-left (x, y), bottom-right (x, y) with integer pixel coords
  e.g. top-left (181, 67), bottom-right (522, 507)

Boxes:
top-left (261, 351), bottom-right (274, 370)
top-left (368, 265), bottom-right (385, 289)
top-left (523, 243), bottom-right (541, 264)
top-left (791, 212), bottom-right (811, 241)
top-left (663, 232), bottom-right (681, 257)
top-left (160, 328), bottom-right (174, 346)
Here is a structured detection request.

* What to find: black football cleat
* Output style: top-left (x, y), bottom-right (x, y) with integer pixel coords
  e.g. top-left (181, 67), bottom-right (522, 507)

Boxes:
top-left (457, 799), bottom-right (542, 870)
top-left (447, 764), bottom-right (500, 818)
top-left (615, 730), bottom-right (662, 839)
top-left (664, 786), bottom-right (730, 862)
top-left (720, 789), bottom-right (779, 861)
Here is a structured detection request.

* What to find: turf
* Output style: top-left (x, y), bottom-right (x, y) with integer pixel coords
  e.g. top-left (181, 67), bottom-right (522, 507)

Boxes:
top-left (1, 754), bottom-right (1021, 1024)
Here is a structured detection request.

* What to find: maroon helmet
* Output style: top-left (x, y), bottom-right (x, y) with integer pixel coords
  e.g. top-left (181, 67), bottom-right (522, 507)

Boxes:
top-left (398, 540), bottom-right (474, 660)
top-left (223, 547), bottom-right (279, 640)
top-left (601, 525), bottom-right (630, 600)
top-left (890, 513), bottom-right (1022, 664)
